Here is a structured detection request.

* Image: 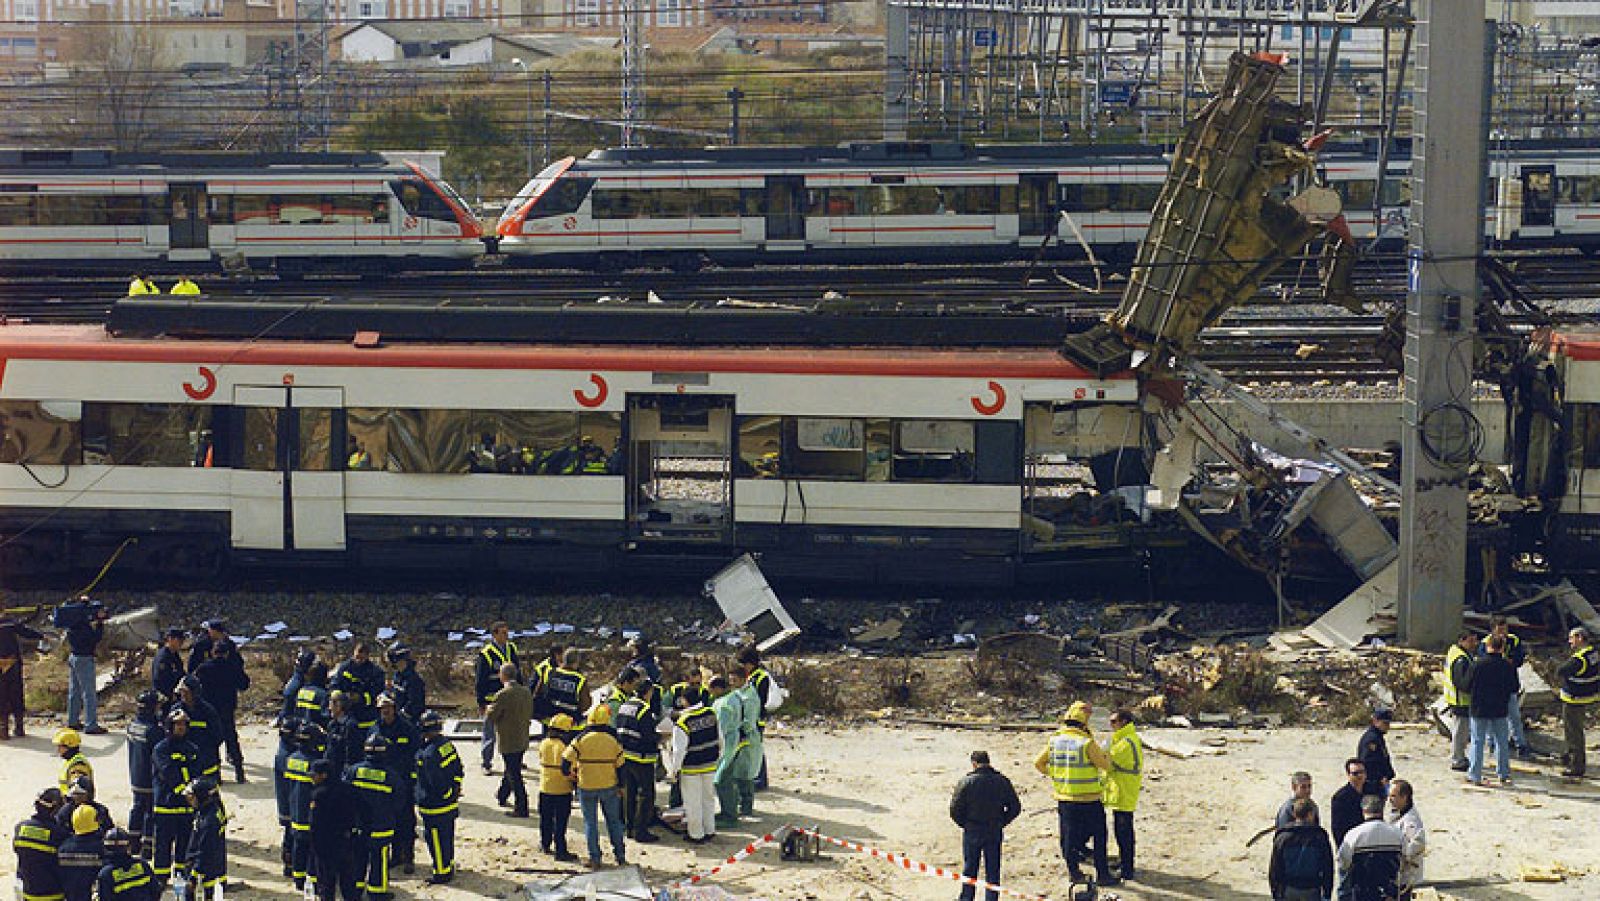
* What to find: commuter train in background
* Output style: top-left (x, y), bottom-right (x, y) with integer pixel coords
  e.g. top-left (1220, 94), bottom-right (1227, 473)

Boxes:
top-left (0, 149), bottom-right (483, 276)
top-left (495, 138), bottom-right (1600, 269)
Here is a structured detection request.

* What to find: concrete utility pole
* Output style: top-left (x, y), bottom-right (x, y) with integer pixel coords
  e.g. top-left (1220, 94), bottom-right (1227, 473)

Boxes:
top-left (1398, 4), bottom-right (1487, 649)
top-left (884, 2), bottom-right (909, 141)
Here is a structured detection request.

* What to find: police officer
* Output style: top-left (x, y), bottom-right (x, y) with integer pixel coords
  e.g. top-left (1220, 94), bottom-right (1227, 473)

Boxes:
top-left (271, 717), bottom-right (301, 878)
top-left (415, 711), bottom-right (463, 885)
top-left (183, 778), bottom-right (227, 900)
top-left (286, 722), bottom-right (322, 887)
top-left (665, 668), bottom-right (710, 808)
top-left (14, 787), bottom-right (67, 901)
top-left (126, 690), bottom-right (165, 847)
top-left (58, 805), bottom-right (104, 901)
top-left (531, 644), bottom-right (564, 717)
top-left (308, 759), bottom-right (363, 901)
top-left (152, 628), bottom-right (187, 707)
top-left (1560, 626), bottom-right (1600, 778)
top-left (388, 646), bottom-right (426, 721)
top-left (1035, 701), bottom-right (1115, 887)
top-left (172, 676), bottom-right (223, 782)
top-left (295, 662), bottom-right (331, 726)
top-left (345, 734), bottom-right (398, 901)
top-left (150, 709), bottom-right (198, 886)
top-left (277, 649), bottom-right (318, 726)
top-left (543, 648), bottom-right (587, 724)
top-left (332, 643), bottom-right (385, 731)
top-left (95, 828), bottom-right (158, 901)
top-left (324, 691), bottom-right (364, 775)
top-left (475, 622), bottom-right (521, 775)
top-left (193, 640), bottom-right (250, 784)
top-left (613, 679), bottom-right (662, 843)
top-left (184, 621), bottom-right (226, 676)
top-left (370, 693), bottom-right (419, 874)
top-left (56, 728), bottom-right (93, 795)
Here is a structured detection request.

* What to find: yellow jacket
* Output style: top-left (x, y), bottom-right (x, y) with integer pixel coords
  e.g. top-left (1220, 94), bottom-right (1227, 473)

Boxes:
top-left (539, 736), bottom-right (575, 796)
top-left (1102, 723), bottom-right (1143, 812)
top-left (1035, 725), bottom-right (1109, 802)
top-left (170, 279), bottom-right (201, 295)
top-left (562, 728), bottom-right (623, 791)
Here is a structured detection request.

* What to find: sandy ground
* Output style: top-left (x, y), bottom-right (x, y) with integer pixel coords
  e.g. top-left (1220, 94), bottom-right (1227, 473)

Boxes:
top-left (1, 717), bottom-right (1596, 900)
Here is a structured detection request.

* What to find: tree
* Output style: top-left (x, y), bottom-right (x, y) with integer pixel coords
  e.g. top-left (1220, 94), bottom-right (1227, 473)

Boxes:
top-left (65, 24), bottom-right (175, 151)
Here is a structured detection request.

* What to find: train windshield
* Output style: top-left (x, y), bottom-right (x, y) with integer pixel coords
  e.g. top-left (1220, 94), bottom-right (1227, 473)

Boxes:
top-left (498, 157), bottom-right (578, 230)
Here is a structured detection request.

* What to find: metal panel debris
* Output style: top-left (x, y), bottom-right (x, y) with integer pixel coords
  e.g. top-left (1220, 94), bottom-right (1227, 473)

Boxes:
top-left (706, 554), bottom-right (801, 653)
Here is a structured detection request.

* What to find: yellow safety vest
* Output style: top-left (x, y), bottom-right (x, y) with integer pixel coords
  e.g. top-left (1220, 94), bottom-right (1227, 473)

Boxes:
top-left (59, 753), bottom-right (92, 795)
top-left (1103, 724), bottom-right (1143, 812)
top-left (1046, 728), bottom-right (1102, 800)
top-left (1561, 645), bottom-right (1600, 705)
top-left (1441, 644), bottom-right (1471, 708)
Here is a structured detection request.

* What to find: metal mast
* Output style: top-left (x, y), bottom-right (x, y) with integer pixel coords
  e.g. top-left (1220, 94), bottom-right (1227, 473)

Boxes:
top-left (1397, 2), bottom-right (1487, 648)
top-left (621, 0), bottom-right (645, 146)
top-left (292, 0), bottom-right (333, 151)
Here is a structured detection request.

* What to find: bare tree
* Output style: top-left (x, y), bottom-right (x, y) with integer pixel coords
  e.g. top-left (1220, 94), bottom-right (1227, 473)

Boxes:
top-left (62, 23), bottom-right (175, 150)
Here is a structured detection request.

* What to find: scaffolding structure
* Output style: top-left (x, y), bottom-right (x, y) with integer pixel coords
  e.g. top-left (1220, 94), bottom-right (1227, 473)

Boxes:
top-left (621, 0), bottom-right (647, 146)
top-left (885, 0), bottom-right (1412, 143)
top-left (291, 0), bottom-right (335, 151)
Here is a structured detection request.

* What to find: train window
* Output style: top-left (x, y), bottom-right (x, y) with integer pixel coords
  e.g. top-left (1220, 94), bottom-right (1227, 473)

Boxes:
top-left (389, 179), bottom-right (457, 223)
top-left (864, 418), bottom-right (891, 482)
top-left (737, 416), bottom-right (781, 478)
top-left (241, 408), bottom-right (279, 472)
top-left (80, 403), bottom-right (213, 467)
top-left (298, 409), bottom-right (333, 471)
top-left (231, 195), bottom-right (271, 225)
top-left (1379, 178), bottom-right (1411, 207)
top-left (345, 408), bottom-right (621, 475)
top-left (275, 195), bottom-right (328, 225)
top-left (106, 195), bottom-right (147, 226)
top-left (208, 195), bottom-right (234, 224)
top-left (740, 188), bottom-right (767, 217)
top-left (892, 420), bottom-right (975, 483)
top-left (1569, 404), bottom-right (1600, 468)
top-left (698, 188), bottom-right (741, 218)
top-left (1565, 175), bottom-right (1600, 205)
top-left (0, 400), bottom-right (81, 465)
top-left (1338, 179), bottom-right (1376, 209)
top-left (1113, 183), bottom-right (1162, 213)
top-left (652, 189), bottom-right (693, 219)
top-left (1060, 183), bottom-right (1113, 213)
top-left (525, 177), bottom-right (594, 218)
top-left (33, 194), bottom-right (108, 226)
top-left (592, 189), bottom-right (647, 220)
top-left (882, 185), bottom-right (945, 216)
top-left (786, 417), bottom-right (862, 479)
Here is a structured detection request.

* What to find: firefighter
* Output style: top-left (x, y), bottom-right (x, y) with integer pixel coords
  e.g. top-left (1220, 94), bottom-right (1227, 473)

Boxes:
top-left (323, 691), bottom-right (364, 775)
top-left (286, 722), bottom-right (322, 888)
top-left (151, 628), bottom-right (187, 707)
top-left (55, 728), bottom-right (93, 795)
top-left (370, 693), bottom-right (419, 873)
top-left (183, 778), bottom-right (227, 900)
top-left (95, 828), bottom-right (158, 901)
top-left (126, 690), bottom-right (165, 847)
top-left (193, 640), bottom-right (250, 784)
top-left (736, 646), bottom-right (775, 790)
top-left (15, 787), bottom-right (67, 901)
top-left (57, 805), bottom-right (104, 901)
top-left (276, 649), bottom-right (317, 726)
top-left (56, 777), bottom-right (113, 839)
top-left (345, 734), bottom-right (398, 900)
top-left (271, 717), bottom-right (301, 878)
top-left (307, 759), bottom-right (364, 901)
top-left (172, 676), bottom-right (223, 782)
top-left (150, 710), bottom-right (198, 886)
top-left (295, 661), bottom-right (331, 726)
top-left (387, 645), bottom-right (427, 721)
top-left (415, 711), bottom-right (463, 885)
top-left (331, 643), bottom-right (385, 731)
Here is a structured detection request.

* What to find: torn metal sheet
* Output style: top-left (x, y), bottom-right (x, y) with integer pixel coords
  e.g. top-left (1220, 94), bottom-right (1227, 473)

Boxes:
top-left (1549, 579), bottom-right (1600, 636)
top-left (103, 606), bottom-right (159, 652)
top-left (526, 864), bottom-right (653, 901)
top-left (444, 719), bottom-right (484, 741)
top-left (705, 553), bottom-right (800, 653)
top-left (1302, 559), bottom-right (1399, 650)
top-left (1277, 472), bottom-right (1398, 582)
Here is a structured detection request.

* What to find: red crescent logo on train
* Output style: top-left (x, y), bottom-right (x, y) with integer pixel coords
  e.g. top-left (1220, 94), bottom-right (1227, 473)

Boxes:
top-left (574, 373), bottom-right (608, 408)
top-left (970, 381), bottom-right (1006, 416)
top-left (182, 366), bottom-right (217, 401)
top-left (562, 215), bottom-right (578, 230)
top-left (404, 215), bottom-right (419, 229)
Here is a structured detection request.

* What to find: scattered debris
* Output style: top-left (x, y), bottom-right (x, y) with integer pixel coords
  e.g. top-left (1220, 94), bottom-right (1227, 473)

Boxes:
top-left (525, 864), bottom-right (653, 901)
top-left (705, 554), bottom-right (801, 653)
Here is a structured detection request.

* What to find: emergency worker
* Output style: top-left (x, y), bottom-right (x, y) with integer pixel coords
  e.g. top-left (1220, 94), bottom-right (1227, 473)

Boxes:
top-left (370, 693), bottom-right (419, 873)
top-left (331, 643), bottom-right (385, 730)
top-left (277, 649), bottom-right (317, 726)
top-left (474, 622), bottom-right (520, 775)
top-left (151, 628), bottom-right (187, 707)
top-left (172, 676), bottom-right (222, 781)
top-left (127, 274), bottom-right (159, 296)
top-left (294, 661), bottom-right (331, 726)
top-left (14, 787), bottom-right (67, 901)
top-left (1035, 701), bottom-right (1115, 886)
top-left (183, 778), bottom-right (228, 900)
top-left (736, 646), bottom-right (774, 790)
top-left (150, 710), bottom-right (198, 885)
top-left (0, 610), bottom-right (43, 739)
top-left (1442, 631), bottom-right (1479, 771)
top-left (612, 679), bottom-right (661, 842)
top-left (346, 734), bottom-right (398, 900)
top-left (286, 722), bottom-right (321, 886)
top-left (57, 777), bottom-right (113, 840)
top-left (271, 717), bottom-right (300, 877)
top-left (415, 711), bottom-right (463, 885)
top-left (96, 828), bottom-right (158, 901)
top-left (55, 728), bottom-right (93, 796)
top-left (58, 806), bottom-right (104, 901)
top-left (193, 640), bottom-right (250, 783)
top-left (668, 685), bottom-right (722, 844)
top-left (543, 648), bottom-right (587, 724)
top-left (1103, 709), bottom-right (1143, 883)
top-left (323, 691), bottom-right (365, 774)
top-left (387, 646), bottom-right (427, 721)
top-left (307, 759), bottom-right (363, 901)
top-left (126, 690), bottom-right (164, 846)
top-left (711, 674), bottom-right (748, 831)
top-left (1560, 626), bottom-right (1600, 777)
top-left (169, 277), bottom-right (201, 296)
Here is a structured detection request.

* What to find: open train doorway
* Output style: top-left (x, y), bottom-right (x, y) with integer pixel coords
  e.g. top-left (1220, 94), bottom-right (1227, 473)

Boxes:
top-left (626, 394), bottom-right (734, 543)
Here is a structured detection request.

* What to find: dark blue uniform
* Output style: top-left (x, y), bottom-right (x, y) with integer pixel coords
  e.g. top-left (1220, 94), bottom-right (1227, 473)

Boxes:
top-left (57, 832), bottom-right (104, 901)
top-left (294, 684), bottom-right (330, 726)
top-left (173, 697), bottom-right (223, 780)
top-left (286, 747), bottom-right (317, 882)
top-left (125, 713), bottom-right (164, 841)
top-left (415, 735), bottom-right (463, 880)
top-left (332, 660), bottom-right (385, 729)
top-left (309, 779), bottom-right (364, 901)
top-left (151, 648), bottom-right (185, 705)
top-left (13, 812), bottom-right (67, 901)
top-left (184, 796), bottom-right (227, 898)
top-left (344, 757), bottom-right (397, 898)
top-left (149, 735), bottom-right (197, 882)
top-left (325, 713), bottom-right (364, 775)
top-left (278, 671), bottom-right (306, 725)
top-left (391, 668), bottom-right (427, 721)
top-left (371, 714), bottom-right (420, 867)
top-left (95, 852), bottom-right (158, 901)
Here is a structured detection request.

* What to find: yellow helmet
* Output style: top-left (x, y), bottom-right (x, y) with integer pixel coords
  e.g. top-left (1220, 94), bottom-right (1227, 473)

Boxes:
top-left (54, 728), bottom-right (82, 749)
top-left (1062, 701), bottom-right (1092, 726)
top-left (587, 705), bottom-right (612, 726)
top-left (548, 714), bottom-right (576, 731)
top-left (71, 805), bottom-right (99, 835)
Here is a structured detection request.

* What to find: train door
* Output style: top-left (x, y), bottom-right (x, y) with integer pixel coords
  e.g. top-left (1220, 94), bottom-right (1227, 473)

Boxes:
top-left (1521, 165), bottom-right (1556, 237)
top-left (1018, 174), bottom-right (1056, 241)
top-left (762, 176), bottom-right (806, 247)
top-left (230, 385), bottom-right (347, 552)
top-left (625, 394), bottom-right (734, 544)
top-left (166, 182), bottom-right (210, 262)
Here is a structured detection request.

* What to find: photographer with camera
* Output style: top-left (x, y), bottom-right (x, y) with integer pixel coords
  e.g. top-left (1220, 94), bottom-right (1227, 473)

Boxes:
top-left (59, 595), bottom-right (108, 735)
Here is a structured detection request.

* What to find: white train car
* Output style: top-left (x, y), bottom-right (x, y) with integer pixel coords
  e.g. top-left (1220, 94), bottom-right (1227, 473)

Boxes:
top-left (496, 139), bottom-right (1600, 269)
top-left (0, 323), bottom-right (1172, 585)
top-left (0, 149), bottom-right (484, 276)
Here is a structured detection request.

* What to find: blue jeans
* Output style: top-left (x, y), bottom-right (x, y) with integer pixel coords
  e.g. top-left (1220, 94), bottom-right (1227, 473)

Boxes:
top-left (1469, 716), bottom-right (1511, 783)
top-left (576, 787), bottom-right (626, 865)
top-left (959, 827), bottom-right (1002, 901)
top-left (67, 655), bottom-right (98, 729)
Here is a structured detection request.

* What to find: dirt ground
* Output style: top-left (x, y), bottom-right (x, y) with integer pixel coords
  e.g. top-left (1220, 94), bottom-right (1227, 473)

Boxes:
top-left (2, 716), bottom-right (1596, 901)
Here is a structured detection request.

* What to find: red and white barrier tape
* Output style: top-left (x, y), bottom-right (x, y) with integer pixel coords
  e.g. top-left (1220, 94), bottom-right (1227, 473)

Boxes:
top-left (670, 833), bottom-right (778, 889)
top-left (791, 828), bottom-right (1052, 901)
